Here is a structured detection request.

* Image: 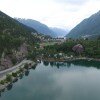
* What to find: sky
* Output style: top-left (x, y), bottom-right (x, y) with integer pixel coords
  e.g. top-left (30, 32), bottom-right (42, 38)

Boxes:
top-left (0, 0), bottom-right (100, 30)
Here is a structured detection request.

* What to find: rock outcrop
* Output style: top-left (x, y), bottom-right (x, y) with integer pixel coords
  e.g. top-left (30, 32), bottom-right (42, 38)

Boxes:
top-left (0, 43), bottom-right (28, 71)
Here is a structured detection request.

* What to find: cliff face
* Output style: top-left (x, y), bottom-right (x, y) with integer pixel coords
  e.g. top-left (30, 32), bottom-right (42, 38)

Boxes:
top-left (15, 43), bottom-right (28, 61)
top-left (0, 43), bottom-right (28, 71)
top-left (0, 56), bottom-right (13, 71)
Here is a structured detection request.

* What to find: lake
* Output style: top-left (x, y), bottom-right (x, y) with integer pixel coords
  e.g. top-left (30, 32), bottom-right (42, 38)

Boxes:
top-left (1, 60), bottom-right (100, 100)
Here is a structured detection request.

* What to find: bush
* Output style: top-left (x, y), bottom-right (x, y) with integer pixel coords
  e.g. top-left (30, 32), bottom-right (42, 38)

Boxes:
top-left (24, 63), bottom-right (29, 69)
top-left (19, 68), bottom-right (24, 73)
top-left (6, 74), bottom-right (12, 82)
top-left (0, 80), bottom-right (5, 85)
top-left (26, 52), bottom-right (36, 60)
top-left (12, 72), bottom-right (17, 77)
top-left (11, 58), bottom-right (17, 65)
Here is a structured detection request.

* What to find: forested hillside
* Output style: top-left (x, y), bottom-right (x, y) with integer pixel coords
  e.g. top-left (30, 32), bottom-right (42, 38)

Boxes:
top-left (0, 11), bottom-right (40, 71)
top-left (42, 40), bottom-right (100, 59)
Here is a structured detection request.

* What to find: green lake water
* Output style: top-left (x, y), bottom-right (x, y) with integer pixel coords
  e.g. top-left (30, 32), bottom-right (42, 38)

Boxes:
top-left (1, 60), bottom-right (100, 100)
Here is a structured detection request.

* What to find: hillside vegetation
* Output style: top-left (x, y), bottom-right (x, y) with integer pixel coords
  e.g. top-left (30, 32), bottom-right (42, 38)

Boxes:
top-left (42, 40), bottom-right (100, 59)
top-left (0, 11), bottom-right (40, 70)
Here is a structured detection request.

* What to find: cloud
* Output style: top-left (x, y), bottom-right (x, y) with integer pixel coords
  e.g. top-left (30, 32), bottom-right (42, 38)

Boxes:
top-left (0, 0), bottom-right (100, 30)
top-left (54, 0), bottom-right (88, 5)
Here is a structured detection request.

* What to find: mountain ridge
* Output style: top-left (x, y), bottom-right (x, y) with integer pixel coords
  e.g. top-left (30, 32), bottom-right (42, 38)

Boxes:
top-left (15, 18), bottom-right (55, 37)
top-left (66, 10), bottom-right (100, 39)
top-left (50, 27), bottom-right (68, 37)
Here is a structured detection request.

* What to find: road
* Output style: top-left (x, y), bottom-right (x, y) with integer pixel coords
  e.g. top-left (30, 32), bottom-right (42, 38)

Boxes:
top-left (0, 59), bottom-right (32, 79)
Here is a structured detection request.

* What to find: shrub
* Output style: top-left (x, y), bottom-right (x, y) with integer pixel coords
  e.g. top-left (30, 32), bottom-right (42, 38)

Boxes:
top-left (11, 57), bottom-right (17, 65)
top-left (0, 80), bottom-right (5, 85)
top-left (6, 74), bottom-right (12, 82)
top-left (19, 68), bottom-right (24, 73)
top-left (12, 72), bottom-right (17, 77)
top-left (24, 63), bottom-right (29, 69)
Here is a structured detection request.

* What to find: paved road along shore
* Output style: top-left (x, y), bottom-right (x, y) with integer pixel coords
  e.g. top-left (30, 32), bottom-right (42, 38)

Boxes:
top-left (0, 59), bottom-right (33, 80)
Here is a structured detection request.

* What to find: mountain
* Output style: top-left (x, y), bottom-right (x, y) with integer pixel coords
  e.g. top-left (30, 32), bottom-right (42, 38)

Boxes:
top-left (0, 11), bottom-right (40, 71)
top-left (66, 11), bottom-right (100, 39)
top-left (50, 27), bottom-right (68, 37)
top-left (15, 18), bottom-right (55, 37)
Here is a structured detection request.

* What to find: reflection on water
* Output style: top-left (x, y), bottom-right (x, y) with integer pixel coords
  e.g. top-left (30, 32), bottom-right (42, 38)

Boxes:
top-left (1, 60), bottom-right (100, 100)
top-left (19, 73), bottom-right (24, 79)
top-left (46, 60), bottom-right (100, 69)
top-left (6, 84), bottom-right (13, 91)
top-left (31, 64), bottom-right (37, 70)
top-left (43, 61), bottom-right (49, 66)
top-left (25, 70), bottom-right (30, 76)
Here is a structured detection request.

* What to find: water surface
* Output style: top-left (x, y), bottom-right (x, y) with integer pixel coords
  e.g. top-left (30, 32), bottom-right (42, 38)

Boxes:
top-left (1, 60), bottom-right (100, 100)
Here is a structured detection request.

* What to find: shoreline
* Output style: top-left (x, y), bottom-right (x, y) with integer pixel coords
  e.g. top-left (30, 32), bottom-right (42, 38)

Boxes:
top-left (1, 57), bottom-right (100, 91)
top-left (0, 60), bottom-right (36, 91)
top-left (0, 59), bottom-right (34, 79)
top-left (42, 57), bottom-right (100, 62)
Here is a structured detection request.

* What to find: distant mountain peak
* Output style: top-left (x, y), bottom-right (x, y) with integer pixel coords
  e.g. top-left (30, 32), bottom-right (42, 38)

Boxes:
top-left (0, 10), bottom-right (7, 16)
top-left (66, 10), bottom-right (100, 39)
top-left (96, 10), bottom-right (100, 14)
top-left (15, 18), bottom-right (55, 37)
top-left (0, 10), bottom-right (3, 13)
top-left (50, 27), bottom-right (68, 37)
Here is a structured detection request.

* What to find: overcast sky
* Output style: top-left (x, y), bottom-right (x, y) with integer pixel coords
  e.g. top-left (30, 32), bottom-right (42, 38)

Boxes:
top-left (0, 0), bottom-right (100, 30)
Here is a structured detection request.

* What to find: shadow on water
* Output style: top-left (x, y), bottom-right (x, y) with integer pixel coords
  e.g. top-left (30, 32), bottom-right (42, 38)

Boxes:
top-left (19, 73), bottom-right (24, 79)
top-left (43, 61), bottom-right (49, 66)
top-left (0, 91), bottom-right (1, 97)
top-left (43, 60), bottom-right (100, 69)
top-left (0, 64), bottom-right (37, 98)
top-left (0, 83), bottom-right (13, 97)
top-left (50, 62), bottom-right (55, 67)
top-left (50, 62), bottom-right (62, 69)
top-left (25, 70), bottom-right (30, 76)
top-left (31, 64), bottom-right (37, 70)
top-left (69, 60), bottom-right (100, 69)
top-left (13, 78), bottom-right (18, 83)
top-left (0, 88), bottom-right (5, 97)
top-left (6, 83), bottom-right (13, 91)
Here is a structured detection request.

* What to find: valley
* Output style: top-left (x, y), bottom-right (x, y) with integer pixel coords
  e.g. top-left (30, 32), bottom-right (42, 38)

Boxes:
top-left (0, 7), bottom-right (100, 100)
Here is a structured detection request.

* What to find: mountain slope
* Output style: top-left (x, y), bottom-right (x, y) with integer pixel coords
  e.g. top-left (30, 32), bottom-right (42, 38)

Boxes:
top-left (50, 27), bottom-right (68, 37)
top-left (15, 18), bottom-right (55, 37)
top-left (0, 11), bottom-right (40, 70)
top-left (66, 11), bottom-right (100, 39)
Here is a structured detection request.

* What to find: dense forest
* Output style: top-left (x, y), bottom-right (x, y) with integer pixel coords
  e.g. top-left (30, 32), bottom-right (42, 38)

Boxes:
top-left (0, 11), bottom-right (40, 57)
top-left (42, 40), bottom-right (100, 59)
top-left (0, 11), bottom-right (40, 70)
